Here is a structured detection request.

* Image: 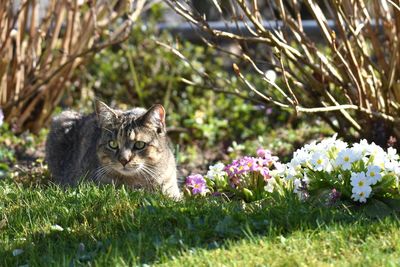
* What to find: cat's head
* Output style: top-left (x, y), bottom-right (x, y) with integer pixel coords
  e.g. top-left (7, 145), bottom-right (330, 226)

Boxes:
top-left (95, 100), bottom-right (170, 179)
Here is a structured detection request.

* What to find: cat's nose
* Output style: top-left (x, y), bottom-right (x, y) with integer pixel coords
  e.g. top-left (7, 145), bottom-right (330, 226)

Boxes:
top-left (119, 157), bottom-right (131, 167)
top-left (119, 150), bottom-right (132, 167)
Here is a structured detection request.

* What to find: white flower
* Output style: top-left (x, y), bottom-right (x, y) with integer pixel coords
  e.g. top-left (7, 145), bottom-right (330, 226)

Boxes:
top-left (384, 159), bottom-right (399, 172)
top-left (350, 172), bottom-right (372, 202)
top-left (369, 142), bottom-right (385, 156)
top-left (366, 165), bottom-right (382, 185)
top-left (310, 152), bottom-right (332, 172)
top-left (292, 147), bottom-right (311, 166)
top-left (318, 135), bottom-right (336, 149)
top-left (351, 186), bottom-right (372, 203)
top-left (206, 162), bottom-right (226, 180)
top-left (350, 172), bottom-right (371, 188)
top-left (384, 148), bottom-right (400, 172)
top-left (264, 177), bottom-right (276, 193)
top-left (352, 139), bottom-right (371, 156)
top-left (274, 162), bottom-right (285, 174)
top-left (387, 147), bottom-right (399, 161)
top-left (285, 163), bottom-right (303, 180)
top-left (319, 135), bottom-right (347, 152)
top-left (285, 166), bottom-right (296, 180)
top-left (334, 140), bottom-right (348, 152)
top-left (335, 148), bottom-right (360, 170)
top-left (304, 141), bottom-right (318, 153)
top-left (293, 178), bottom-right (302, 194)
top-left (271, 162), bottom-right (286, 178)
top-left (369, 143), bottom-right (386, 167)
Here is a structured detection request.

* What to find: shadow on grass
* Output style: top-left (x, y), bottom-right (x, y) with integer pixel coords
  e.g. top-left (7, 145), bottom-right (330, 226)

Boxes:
top-left (1, 183), bottom-right (396, 266)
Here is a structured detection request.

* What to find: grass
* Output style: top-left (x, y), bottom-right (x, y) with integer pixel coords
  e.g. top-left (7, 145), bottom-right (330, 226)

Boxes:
top-left (1, 179), bottom-right (399, 266)
top-left (164, 222), bottom-right (400, 267)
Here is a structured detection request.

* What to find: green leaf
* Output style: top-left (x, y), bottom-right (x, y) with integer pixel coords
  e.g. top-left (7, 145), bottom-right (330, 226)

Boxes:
top-left (243, 188), bottom-right (254, 202)
top-left (373, 175), bottom-right (397, 196)
top-left (0, 163), bottom-right (9, 171)
top-left (381, 198), bottom-right (400, 212)
top-left (363, 199), bottom-right (393, 219)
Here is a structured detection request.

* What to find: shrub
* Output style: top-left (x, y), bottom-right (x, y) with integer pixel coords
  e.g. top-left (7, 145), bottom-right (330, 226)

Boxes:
top-left (0, 0), bottom-right (145, 133)
top-left (165, 0), bottom-right (400, 148)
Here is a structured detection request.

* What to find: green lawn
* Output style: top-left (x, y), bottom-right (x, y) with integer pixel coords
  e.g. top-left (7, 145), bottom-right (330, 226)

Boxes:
top-left (1, 179), bottom-right (399, 266)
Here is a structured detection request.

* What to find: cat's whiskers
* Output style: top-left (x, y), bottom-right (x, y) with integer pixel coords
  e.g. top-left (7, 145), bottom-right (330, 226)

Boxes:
top-left (125, 162), bottom-right (154, 187)
top-left (93, 166), bottom-right (107, 181)
top-left (92, 164), bottom-right (114, 181)
top-left (133, 163), bottom-right (152, 182)
top-left (140, 164), bottom-right (161, 190)
top-left (139, 163), bottom-right (157, 178)
top-left (142, 166), bottom-right (159, 179)
top-left (138, 168), bottom-right (157, 191)
top-left (93, 168), bottom-right (107, 181)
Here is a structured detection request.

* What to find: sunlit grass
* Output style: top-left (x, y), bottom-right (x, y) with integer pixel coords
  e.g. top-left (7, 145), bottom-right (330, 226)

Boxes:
top-left (1, 179), bottom-right (398, 266)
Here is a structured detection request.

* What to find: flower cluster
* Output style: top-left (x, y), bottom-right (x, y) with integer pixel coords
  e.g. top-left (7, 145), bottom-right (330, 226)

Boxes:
top-left (225, 156), bottom-right (272, 183)
top-left (184, 137), bottom-right (400, 207)
top-left (279, 135), bottom-right (400, 203)
top-left (184, 147), bottom-right (282, 201)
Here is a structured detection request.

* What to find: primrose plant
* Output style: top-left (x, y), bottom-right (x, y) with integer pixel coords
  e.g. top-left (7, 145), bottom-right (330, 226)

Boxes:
top-left (184, 147), bottom-right (284, 202)
top-left (278, 135), bottom-right (400, 204)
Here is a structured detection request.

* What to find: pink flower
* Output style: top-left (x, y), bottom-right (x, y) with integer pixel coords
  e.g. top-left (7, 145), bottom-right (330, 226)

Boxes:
top-left (256, 147), bottom-right (279, 166)
top-left (257, 147), bottom-right (270, 158)
top-left (259, 167), bottom-right (271, 180)
top-left (224, 155), bottom-right (276, 187)
top-left (329, 188), bottom-right (341, 204)
top-left (185, 174), bottom-right (208, 195)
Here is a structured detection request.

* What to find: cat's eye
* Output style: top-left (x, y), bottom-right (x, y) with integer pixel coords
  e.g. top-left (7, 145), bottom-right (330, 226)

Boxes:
top-left (133, 141), bottom-right (146, 150)
top-left (108, 140), bottom-right (118, 149)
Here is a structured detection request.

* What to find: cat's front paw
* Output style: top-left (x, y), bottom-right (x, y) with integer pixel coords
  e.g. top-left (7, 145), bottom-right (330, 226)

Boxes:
top-left (163, 185), bottom-right (182, 201)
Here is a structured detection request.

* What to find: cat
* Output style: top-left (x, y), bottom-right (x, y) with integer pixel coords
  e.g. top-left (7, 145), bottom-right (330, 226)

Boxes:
top-left (45, 100), bottom-right (181, 199)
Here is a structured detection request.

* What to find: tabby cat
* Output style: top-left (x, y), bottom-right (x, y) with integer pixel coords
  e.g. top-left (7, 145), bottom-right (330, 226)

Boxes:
top-left (45, 101), bottom-right (180, 199)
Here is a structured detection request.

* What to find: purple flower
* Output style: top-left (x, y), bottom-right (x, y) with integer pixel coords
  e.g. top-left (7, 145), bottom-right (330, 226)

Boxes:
top-left (225, 157), bottom-right (255, 177)
top-left (256, 148), bottom-right (279, 165)
top-left (259, 167), bottom-right (270, 180)
top-left (185, 174), bottom-right (208, 195)
top-left (256, 147), bottom-right (269, 158)
top-left (224, 155), bottom-right (277, 188)
top-left (328, 188), bottom-right (341, 204)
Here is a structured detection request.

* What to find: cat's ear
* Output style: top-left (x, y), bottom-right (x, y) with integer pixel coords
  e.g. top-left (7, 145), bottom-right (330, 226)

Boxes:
top-left (95, 100), bottom-right (119, 125)
top-left (141, 104), bottom-right (166, 134)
